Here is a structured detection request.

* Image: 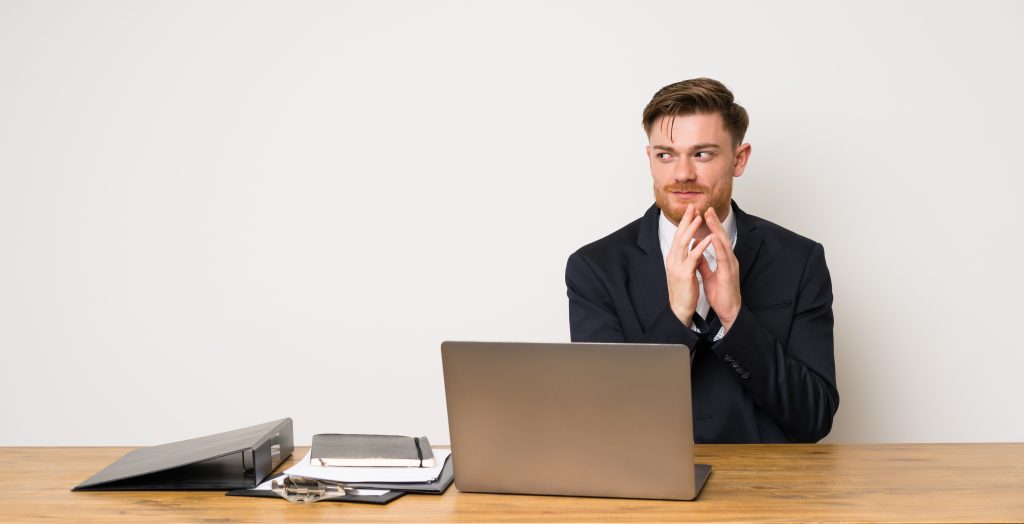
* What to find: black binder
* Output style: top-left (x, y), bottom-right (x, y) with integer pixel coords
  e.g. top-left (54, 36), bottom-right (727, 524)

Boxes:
top-left (73, 418), bottom-right (294, 491)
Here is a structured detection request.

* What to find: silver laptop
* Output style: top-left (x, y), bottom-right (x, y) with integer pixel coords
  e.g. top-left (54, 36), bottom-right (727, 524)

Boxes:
top-left (441, 341), bottom-right (711, 500)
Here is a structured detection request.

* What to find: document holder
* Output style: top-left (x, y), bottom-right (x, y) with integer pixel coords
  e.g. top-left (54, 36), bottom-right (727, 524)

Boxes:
top-left (73, 418), bottom-right (293, 491)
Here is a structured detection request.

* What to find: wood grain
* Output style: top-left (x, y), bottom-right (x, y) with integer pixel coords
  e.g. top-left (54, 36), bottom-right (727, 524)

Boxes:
top-left (1, 444), bottom-right (1021, 523)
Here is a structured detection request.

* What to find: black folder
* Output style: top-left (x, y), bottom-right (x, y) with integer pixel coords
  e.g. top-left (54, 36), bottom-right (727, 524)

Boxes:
top-left (73, 418), bottom-right (294, 491)
top-left (342, 453), bottom-right (454, 494)
top-left (225, 453), bottom-right (454, 504)
top-left (226, 474), bottom-right (408, 504)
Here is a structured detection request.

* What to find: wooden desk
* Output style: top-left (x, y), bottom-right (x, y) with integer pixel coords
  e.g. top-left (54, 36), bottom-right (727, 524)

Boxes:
top-left (1, 444), bottom-right (1022, 523)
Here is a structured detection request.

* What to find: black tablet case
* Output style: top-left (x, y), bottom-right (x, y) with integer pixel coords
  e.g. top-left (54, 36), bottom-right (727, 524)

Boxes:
top-left (73, 418), bottom-right (294, 491)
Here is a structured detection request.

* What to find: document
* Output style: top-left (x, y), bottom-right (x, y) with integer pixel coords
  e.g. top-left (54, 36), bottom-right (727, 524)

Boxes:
top-left (283, 449), bottom-right (452, 483)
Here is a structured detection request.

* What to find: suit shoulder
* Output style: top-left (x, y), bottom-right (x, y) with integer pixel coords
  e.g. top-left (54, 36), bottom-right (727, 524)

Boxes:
top-left (744, 211), bottom-right (823, 254)
top-left (570, 215), bottom-right (644, 262)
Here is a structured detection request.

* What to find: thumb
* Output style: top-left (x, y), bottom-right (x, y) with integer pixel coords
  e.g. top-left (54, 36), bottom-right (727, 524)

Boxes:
top-left (697, 254), bottom-right (714, 280)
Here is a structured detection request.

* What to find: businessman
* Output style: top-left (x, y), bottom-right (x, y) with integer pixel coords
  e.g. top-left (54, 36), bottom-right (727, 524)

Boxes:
top-left (565, 78), bottom-right (838, 443)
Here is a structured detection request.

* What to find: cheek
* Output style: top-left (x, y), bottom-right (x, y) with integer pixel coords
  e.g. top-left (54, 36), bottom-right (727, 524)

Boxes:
top-left (698, 165), bottom-right (732, 190)
top-left (651, 165), bottom-right (673, 184)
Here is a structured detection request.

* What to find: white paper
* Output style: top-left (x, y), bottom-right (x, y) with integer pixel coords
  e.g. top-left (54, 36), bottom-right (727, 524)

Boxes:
top-left (283, 449), bottom-right (451, 483)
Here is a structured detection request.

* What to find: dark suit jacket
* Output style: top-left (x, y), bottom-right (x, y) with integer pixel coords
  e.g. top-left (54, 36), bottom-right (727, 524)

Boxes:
top-left (565, 201), bottom-right (838, 443)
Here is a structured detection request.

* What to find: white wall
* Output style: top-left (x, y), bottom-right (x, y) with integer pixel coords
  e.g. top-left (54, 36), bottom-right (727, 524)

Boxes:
top-left (1, 0), bottom-right (1021, 446)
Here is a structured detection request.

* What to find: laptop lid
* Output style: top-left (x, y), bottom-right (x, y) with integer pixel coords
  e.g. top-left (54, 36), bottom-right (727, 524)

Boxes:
top-left (441, 341), bottom-right (709, 500)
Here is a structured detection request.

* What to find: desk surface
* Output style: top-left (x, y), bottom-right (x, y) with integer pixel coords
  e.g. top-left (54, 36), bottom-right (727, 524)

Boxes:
top-left (1, 444), bottom-right (1022, 523)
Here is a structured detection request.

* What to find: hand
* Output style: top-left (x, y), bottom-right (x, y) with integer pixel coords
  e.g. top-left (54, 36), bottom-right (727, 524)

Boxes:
top-left (698, 207), bottom-right (742, 332)
top-left (665, 204), bottom-right (715, 326)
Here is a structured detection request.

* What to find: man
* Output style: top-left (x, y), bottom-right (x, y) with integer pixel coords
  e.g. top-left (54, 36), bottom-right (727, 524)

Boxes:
top-left (565, 78), bottom-right (838, 443)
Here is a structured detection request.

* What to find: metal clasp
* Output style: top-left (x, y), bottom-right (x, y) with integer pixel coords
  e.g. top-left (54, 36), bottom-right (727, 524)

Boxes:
top-left (271, 475), bottom-right (354, 503)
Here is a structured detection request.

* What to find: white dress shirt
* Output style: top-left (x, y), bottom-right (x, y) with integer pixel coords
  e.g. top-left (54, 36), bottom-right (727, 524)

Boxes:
top-left (658, 208), bottom-right (738, 335)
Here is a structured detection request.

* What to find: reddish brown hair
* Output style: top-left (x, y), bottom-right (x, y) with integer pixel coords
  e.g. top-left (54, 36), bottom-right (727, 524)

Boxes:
top-left (642, 78), bottom-right (749, 146)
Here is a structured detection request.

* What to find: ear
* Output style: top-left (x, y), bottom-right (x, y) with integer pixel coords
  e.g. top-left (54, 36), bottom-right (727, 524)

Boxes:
top-left (645, 145), bottom-right (656, 177)
top-left (732, 143), bottom-right (752, 178)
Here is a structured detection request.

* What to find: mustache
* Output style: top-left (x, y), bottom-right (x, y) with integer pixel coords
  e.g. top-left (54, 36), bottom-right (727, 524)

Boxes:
top-left (663, 184), bottom-right (706, 193)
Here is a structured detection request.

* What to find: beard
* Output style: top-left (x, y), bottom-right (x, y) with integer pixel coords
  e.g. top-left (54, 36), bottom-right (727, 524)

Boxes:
top-left (654, 179), bottom-right (733, 225)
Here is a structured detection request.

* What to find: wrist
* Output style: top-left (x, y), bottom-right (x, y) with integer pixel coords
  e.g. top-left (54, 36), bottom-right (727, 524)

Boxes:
top-left (719, 304), bottom-right (740, 332)
top-left (671, 306), bottom-right (694, 326)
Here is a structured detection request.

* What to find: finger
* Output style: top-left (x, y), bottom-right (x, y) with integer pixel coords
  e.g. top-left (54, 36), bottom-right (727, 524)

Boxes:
top-left (683, 235), bottom-right (714, 270)
top-left (673, 204), bottom-right (696, 244)
top-left (687, 236), bottom-right (714, 268)
top-left (697, 253), bottom-right (713, 280)
top-left (666, 205), bottom-right (694, 261)
top-left (669, 215), bottom-right (703, 266)
top-left (704, 208), bottom-right (732, 247)
top-left (681, 216), bottom-right (702, 257)
top-left (708, 233), bottom-right (735, 278)
top-left (705, 209), bottom-right (737, 262)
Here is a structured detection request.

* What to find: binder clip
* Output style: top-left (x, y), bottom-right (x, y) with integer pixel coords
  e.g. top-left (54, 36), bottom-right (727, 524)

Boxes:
top-left (271, 475), bottom-right (355, 503)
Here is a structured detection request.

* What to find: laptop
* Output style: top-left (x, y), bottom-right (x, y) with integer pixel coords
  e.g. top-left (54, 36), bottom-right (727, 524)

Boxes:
top-left (441, 341), bottom-right (711, 500)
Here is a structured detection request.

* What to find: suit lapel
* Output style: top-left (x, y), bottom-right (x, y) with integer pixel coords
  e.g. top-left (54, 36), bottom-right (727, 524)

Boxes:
top-left (629, 205), bottom-right (668, 331)
top-left (706, 201), bottom-right (763, 336)
top-left (731, 201), bottom-right (763, 288)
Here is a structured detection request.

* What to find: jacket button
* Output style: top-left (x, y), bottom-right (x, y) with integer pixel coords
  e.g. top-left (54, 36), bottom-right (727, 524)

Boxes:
top-left (731, 361), bottom-right (739, 369)
top-left (741, 371), bottom-right (751, 379)
top-left (724, 354), bottom-right (734, 362)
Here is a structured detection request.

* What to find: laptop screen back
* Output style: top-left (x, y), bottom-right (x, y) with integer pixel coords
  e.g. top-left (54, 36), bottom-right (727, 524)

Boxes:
top-left (441, 341), bottom-right (698, 500)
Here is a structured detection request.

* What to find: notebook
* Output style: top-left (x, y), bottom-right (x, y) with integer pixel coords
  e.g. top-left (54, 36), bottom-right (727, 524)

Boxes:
top-left (311, 434), bottom-right (435, 467)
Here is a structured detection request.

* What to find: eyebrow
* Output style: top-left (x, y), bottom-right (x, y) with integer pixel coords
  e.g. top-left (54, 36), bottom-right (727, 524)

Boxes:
top-left (651, 143), bottom-right (722, 154)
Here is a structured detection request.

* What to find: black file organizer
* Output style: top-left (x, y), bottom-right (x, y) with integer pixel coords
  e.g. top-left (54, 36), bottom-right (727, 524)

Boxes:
top-left (73, 418), bottom-right (294, 491)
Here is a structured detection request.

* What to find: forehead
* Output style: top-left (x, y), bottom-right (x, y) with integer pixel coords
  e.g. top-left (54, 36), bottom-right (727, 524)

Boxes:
top-left (648, 112), bottom-right (731, 146)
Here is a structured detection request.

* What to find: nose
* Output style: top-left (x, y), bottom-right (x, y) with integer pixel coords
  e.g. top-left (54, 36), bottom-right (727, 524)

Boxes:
top-left (672, 158), bottom-right (697, 183)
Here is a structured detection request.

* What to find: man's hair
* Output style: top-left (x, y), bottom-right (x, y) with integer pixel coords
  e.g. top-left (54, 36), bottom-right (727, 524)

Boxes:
top-left (642, 77), bottom-right (749, 146)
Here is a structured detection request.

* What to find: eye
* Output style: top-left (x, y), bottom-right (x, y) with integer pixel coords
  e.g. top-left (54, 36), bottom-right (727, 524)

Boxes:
top-left (694, 151), bottom-right (715, 160)
top-left (655, 152), bottom-right (674, 161)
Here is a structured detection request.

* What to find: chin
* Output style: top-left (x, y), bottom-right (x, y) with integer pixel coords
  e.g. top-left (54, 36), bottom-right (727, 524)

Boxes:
top-left (669, 200), bottom-right (709, 217)
top-left (658, 198), bottom-right (730, 225)
top-left (658, 202), bottom-right (696, 224)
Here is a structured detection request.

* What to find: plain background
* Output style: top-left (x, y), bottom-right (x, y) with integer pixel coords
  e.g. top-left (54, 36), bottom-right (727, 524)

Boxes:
top-left (1, 1), bottom-right (1022, 446)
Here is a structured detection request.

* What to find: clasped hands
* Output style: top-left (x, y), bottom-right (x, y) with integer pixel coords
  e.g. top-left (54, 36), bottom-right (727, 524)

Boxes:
top-left (665, 204), bottom-right (742, 334)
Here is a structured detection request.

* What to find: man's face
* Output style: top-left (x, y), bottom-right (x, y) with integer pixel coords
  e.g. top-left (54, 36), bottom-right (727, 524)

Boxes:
top-left (646, 113), bottom-right (751, 225)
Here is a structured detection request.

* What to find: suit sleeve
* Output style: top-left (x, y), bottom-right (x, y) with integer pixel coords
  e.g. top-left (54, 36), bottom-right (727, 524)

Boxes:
top-left (709, 242), bottom-right (839, 442)
top-left (566, 252), bottom-right (699, 347)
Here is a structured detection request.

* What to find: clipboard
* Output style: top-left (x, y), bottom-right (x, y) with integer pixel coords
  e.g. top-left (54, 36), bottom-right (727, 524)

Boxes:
top-left (73, 418), bottom-right (294, 491)
top-left (225, 474), bottom-right (407, 504)
top-left (225, 453), bottom-right (454, 503)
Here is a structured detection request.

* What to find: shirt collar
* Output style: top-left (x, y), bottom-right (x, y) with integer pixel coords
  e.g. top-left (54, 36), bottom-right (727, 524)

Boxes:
top-left (658, 207), bottom-right (738, 261)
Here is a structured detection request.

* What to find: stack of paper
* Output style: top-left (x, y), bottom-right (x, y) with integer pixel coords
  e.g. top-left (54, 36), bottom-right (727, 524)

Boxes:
top-left (286, 449), bottom-right (451, 483)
